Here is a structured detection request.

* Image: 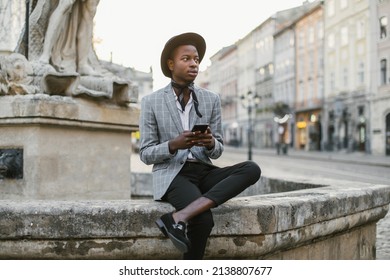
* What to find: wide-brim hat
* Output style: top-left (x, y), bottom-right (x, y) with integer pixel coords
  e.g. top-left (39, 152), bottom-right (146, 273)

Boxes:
top-left (160, 32), bottom-right (206, 78)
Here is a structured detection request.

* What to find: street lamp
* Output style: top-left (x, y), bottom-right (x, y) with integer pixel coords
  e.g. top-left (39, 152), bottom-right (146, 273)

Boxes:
top-left (241, 90), bottom-right (260, 160)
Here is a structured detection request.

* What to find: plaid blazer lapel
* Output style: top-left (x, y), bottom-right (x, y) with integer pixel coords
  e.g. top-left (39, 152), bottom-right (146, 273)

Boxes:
top-left (163, 85), bottom-right (183, 133)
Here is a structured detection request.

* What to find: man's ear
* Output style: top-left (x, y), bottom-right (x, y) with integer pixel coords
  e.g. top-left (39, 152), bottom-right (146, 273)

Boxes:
top-left (167, 59), bottom-right (174, 71)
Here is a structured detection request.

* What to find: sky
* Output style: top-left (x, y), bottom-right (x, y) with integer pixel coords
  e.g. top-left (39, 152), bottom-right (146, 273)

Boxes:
top-left (94, 0), bottom-right (310, 90)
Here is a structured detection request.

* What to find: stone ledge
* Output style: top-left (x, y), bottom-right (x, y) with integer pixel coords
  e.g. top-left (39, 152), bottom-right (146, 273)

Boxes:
top-left (0, 94), bottom-right (139, 130)
top-left (0, 182), bottom-right (389, 259)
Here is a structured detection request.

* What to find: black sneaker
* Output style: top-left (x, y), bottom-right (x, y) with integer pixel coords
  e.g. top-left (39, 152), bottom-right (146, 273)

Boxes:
top-left (155, 212), bottom-right (190, 253)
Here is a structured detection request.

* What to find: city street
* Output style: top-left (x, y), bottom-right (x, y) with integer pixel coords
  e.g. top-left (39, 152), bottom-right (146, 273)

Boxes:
top-left (131, 146), bottom-right (390, 259)
top-left (215, 147), bottom-right (390, 185)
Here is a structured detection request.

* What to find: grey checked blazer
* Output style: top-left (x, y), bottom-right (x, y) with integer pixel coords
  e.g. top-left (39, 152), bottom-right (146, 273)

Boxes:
top-left (139, 83), bottom-right (224, 200)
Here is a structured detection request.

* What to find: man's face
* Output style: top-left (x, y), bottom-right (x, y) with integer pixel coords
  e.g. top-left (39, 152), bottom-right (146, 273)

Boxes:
top-left (168, 45), bottom-right (199, 84)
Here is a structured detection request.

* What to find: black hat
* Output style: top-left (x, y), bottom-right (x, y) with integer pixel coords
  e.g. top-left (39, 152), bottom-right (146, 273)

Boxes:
top-left (160, 32), bottom-right (206, 78)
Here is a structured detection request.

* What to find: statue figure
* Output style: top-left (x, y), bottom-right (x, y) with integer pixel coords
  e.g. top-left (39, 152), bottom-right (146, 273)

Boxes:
top-left (0, 53), bottom-right (39, 95)
top-left (14, 0), bottom-right (137, 106)
top-left (38, 0), bottom-right (100, 76)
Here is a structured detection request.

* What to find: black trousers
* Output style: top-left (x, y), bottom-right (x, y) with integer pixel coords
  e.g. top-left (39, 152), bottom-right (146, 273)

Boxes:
top-left (162, 160), bottom-right (261, 259)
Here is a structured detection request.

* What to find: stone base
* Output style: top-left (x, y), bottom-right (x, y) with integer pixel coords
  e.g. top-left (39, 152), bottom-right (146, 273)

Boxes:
top-left (0, 94), bottom-right (139, 200)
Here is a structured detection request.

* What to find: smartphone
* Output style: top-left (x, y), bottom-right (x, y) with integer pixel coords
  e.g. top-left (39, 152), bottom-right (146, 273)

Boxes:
top-left (191, 124), bottom-right (209, 133)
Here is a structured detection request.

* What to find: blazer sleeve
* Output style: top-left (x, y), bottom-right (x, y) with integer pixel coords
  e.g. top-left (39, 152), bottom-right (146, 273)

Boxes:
top-left (139, 94), bottom-right (175, 165)
top-left (204, 92), bottom-right (224, 159)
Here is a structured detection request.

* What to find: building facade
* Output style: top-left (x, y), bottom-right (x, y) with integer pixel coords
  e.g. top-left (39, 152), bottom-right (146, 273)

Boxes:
top-left (200, 0), bottom-right (390, 156)
top-left (253, 17), bottom-right (277, 149)
top-left (294, 2), bottom-right (324, 151)
top-left (323, 0), bottom-right (372, 152)
top-left (273, 21), bottom-right (297, 149)
top-left (210, 45), bottom-right (239, 146)
top-left (236, 32), bottom-right (256, 148)
top-left (273, 3), bottom-right (321, 149)
top-left (371, 0), bottom-right (390, 155)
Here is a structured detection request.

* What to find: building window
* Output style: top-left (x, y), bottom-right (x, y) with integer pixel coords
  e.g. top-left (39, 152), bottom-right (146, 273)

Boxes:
top-left (298, 58), bottom-right (304, 78)
top-left (298, 31), bottom-right (304, 49)
top-left (309, 79), bottom-right (314, 101)
top-left (289, 34), bottom-right (294, 47)
top-left (357, 43), bottom-right (364, 55)
top-left (341, 26), bottom-right (349, 46)
top-left (358, 106), bottom-right (364, 116)
top-left (380, 16), bottom-right (388, 39)
top-left (330, 72), bottom-right (335, 91)
top-left (357, 20), bottom-right (365, 39)
top-left (309, 27), bottom-right (314, 44)
top-left (265, 36), bottom-right (272, 50)
top-left (328, 33), bottom-right (335, 48)
top-left (318, 76), bottom-right (324, 99)
top-left (341, 49), bottom-right (348, 60)
top-left (269, 63), bottom-right (274, 75)
top-left (318, 22), bottom-right (324, 40)
top-left (309, 52), bottom-right (314, 73)
top-left (298, 83), bottom-right (304, 103)
top-left (327, 0), bottom-right (335, 17)
top-left (256, 40), bottom-right (264, 50)
top-left (380, 59), bottom-right (387, 85)
top-left (340, 0), bottom-right (348, 9)
top-left (358, 62), bottom-right (365, 85)
top-left (343, 68), bottom-right (348, 88)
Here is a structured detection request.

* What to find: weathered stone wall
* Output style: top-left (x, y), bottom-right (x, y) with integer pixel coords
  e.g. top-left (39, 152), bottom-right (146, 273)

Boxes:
top-left (0, 181), bottom-right (389, 259)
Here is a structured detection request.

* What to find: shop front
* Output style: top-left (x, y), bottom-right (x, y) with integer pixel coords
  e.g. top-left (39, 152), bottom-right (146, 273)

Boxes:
top-left (295, 110), bottom-right (322, 151)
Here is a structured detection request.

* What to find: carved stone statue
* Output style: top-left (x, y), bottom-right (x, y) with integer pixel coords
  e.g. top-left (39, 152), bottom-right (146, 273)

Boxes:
top-left (37, 0), bottom-right (100, 75)
top-left (12, 0), bottom-right (137, 106)
top-left (0, 53), bottom-right (39, 95)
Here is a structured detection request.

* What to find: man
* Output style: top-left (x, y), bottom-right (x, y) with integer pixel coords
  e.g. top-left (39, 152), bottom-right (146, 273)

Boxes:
top-left (139, 32), bottom-right (261, 259)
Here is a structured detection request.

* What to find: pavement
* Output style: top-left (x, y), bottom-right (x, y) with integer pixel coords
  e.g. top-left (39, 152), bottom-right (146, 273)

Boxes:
top-left (131, 147), bottom-right (390, 260)
top-left (249, 147), bottom-right (390, 168)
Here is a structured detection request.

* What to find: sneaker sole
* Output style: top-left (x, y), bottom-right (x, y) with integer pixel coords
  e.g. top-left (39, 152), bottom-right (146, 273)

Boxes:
top-left (155, 219), bottom-right (169, 237)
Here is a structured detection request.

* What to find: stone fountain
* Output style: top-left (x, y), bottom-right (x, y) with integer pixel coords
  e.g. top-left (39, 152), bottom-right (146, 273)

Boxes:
top-left (0, 0), bottom-right (139, 200)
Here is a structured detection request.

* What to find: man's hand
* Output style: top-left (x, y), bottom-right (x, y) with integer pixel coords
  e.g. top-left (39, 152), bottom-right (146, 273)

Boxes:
top-left (168, 128), bottom-right (215, 154)
top-left (192, 127), bottom-right (215, 150)
top-left (168, 130), bottom-right (201, 154)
